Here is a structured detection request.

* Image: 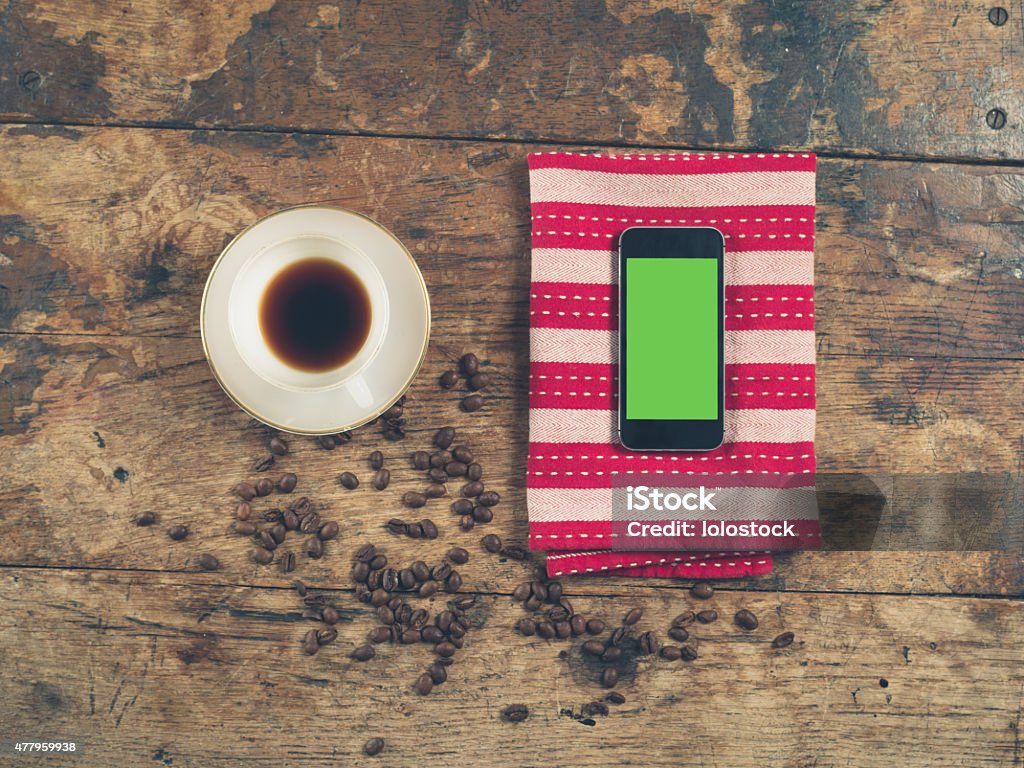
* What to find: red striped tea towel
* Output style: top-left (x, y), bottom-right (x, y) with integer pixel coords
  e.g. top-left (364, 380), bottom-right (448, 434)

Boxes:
top-left (526, 151), bottom-right (819, 578)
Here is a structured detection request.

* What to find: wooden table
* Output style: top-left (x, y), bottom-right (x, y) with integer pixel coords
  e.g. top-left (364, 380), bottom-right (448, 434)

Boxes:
top-left (1, 2), bottom-right (1022, 765)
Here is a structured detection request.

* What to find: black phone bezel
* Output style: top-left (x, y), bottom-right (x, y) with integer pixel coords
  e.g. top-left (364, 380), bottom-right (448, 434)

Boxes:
top-left (617, 226), bottom-right (725, 452)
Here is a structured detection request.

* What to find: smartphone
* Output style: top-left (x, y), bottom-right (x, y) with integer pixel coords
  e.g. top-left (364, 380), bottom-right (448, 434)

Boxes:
top-left (618, 227), bottom-right (725, 451)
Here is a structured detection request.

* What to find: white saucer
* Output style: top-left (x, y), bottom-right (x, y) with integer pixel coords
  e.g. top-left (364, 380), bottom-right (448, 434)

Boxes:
top-left (201, 205), bottom-right (430, 435)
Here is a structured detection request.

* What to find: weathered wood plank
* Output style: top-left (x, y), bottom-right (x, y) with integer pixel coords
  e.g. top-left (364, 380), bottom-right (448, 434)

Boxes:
top-left (0, 330), bottom-right (1021, 594)
top-left (0, 568), bottom-right (1020, 767)
top-left (0, 127), bottom-right (1021, 360)
top-left (1, 1), bottom-right (1021, 161)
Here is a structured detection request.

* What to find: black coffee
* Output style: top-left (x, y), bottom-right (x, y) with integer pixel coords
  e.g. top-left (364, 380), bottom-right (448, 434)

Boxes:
top-left (259, 258), bottom-right (371, 372)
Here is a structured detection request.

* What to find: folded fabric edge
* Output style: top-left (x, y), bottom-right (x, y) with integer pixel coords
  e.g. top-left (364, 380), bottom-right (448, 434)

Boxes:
top-left (544, 551), bottom-right (774, 579)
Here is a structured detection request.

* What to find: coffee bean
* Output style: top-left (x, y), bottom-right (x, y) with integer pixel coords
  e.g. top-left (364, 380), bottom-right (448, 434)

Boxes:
top-left (292, 579), bottom-right (307, 597)
top-left (270, 523), bottom-right (287, 544)
top-left (319, 520), bottom-right (340, 540)
top-left (428, 662), bottom-right (448, 684)
top-left (289, 497), bottom-right (312, 516)
top-left (268, 436), bottom-right (289, 456)
top-left (197, 553), bottom-right (220, 571)
top-left (370, 586), bottom-right (390, 606)
top-left (235, 482), bottom-right (257, 501)
top-left (446, 499), bottom-right (471, 517)
top-left (385, 518), bottom-right (407, 536)
top-left (481, 534), bottom-right (502, 553)
top-left (257, 530), bottom-right (277, 551)
top-left (439, 370), bottom-right (459, 389)
top-left (432, 562), bottom-right (453, 582)
top-left (351, 562), bottom-right (370, 582)
top-left (367, 570), bottom-right (384, 589)
top-left (659, 646), bottom-right (682, 661)
top-left (586, 700), bottom-right (609, 717)
top-left (536, 620), bottom-right (556, 639)
top-left (459, 515), bottom-right (475, 531)
top-left (420, 626), bottom-right (443, 644)
top-left (463, 372), bottom-right (487, 391)
top-left (377, 606), bottom-right (395, 625)
top-left (381, 569), bottom-right (398, 591)
top-left (255, 478), bottom-right (273, 497)
top-left (445, 572), bottom-right (463, 593)
top-left (235, 502), bottom-right (252, 521)
top-left (418, 580), bottom-right (439, 598)
top-left (409, 608), bottom-right (429, 628)
top-left (691, 582), bottom-right (714, 600)
top-left (403, 491), bottom-right (427, 508)
top-left (430, 450), bottom-right (451, 468)
top-left (404, 561), bottom-right (425, 582)
top-left (453, 595), bottom-right (476, 611)
top-left (369, 626), bottom-right (391, 644)
top-left (262, 509), bottom-right (283, 523)
top-left (445, 461), bottom-right (468, 477)
top-left (478, 490), bottom-right (500, 507)
top-left (472, 506), bottom-right (493, 523)
top-left (412, 451), bottom-right (431, 470)
top-left (582, 640), bottom-right (605, 656)
top-left (363, 737), bottom-right (385, 757)
top-left (425, 483), bottom-right (447, 499)
top-left (362, 450), bottom-right (383, 471)
top-left (252, 547), bottom-right (274, 565)
top-left (435, 427), bottom-right (456, 449)
top-left (523, 595), bottom-right (542, 611)
top-left (466, 463), bottom-right (482, 481)
top-left (275, 473), bottom-right (297, 494)
top-left (306, 537), bottom-right (324, 559)
top-left (382, 426), bottom-right (405, 441)
top-left (372, 468), bottom-right (390, 490)
top-left (460, 353), bottom-right (480, 376)
top-left (602, 645), bottom-right (622, 661)
top-left (667, 627), bottom-right (689, 643)
top-left (548, 606), bottom-right (569, 623)
top-left (772, 631), bottom-right (795, 648)
top-left (696, 610), bottom-right (718, 624)
top-left (586, 619), bottom-right (605, 635)
top-left (352, 645), bottom-right (376, 661)
top-left (234, 521), bottom-right (257, 536)
top-left (461, 395), bottom-right (484, 412)
top-left (303, 629), bottom-right (320, 655)
top-left (609, 627), bottom-right (627, 646)
top-left (420, 519), bottom-right (439, 539)
top-left (462, 480), bottom-right (484, 497)
top-left (316, 627), bottom-right (337, 646)
top-left (355, 543), bottom-right (376, 562)
top-left (606, 692), bottom-right (626, 705)
top-left (369, 554), bottom-right (387, 570)
top-left (601, 668), bottom-right (619, 689)
top-left (424, 467), bottom-right (445, 484)
top-left (623, 607), bottom-right (643, 626)
top-left (355, 585), bottom-right (371, 603)
top-left (414, 673), bottom-right (433, 696)
top-left (566, 615), bottom-right (584, 636)
top-left (322, 606), bottom-right (340, 624)
top-left (681, 645), bottom-right (698, 661)
top-left (317, 435), bottom-right (337, 450)
top-left (735, 609), bottom-right (759, 631)
top-left (167, 524), bottom-right (189, 541)
top-left (639, 631), bottom-right (659, 656)
top-left (512, 582), bottom-right (531, 602)
top-left (502, 704), bottom-right (529, 723)
top-left (546, 582), bottom-right (563, 604)
top-left (448, 547), bottom-right (470, 564)
top-left (339, 472), bottom-right (359, 490)
top-left (382, 403), bottom-right (403, 421)
top-left (446, 445), bottom-right (470, 464)
top-left (517, 617), bottom-right (536, 636)
top-left (253, 453), bottom-right (275, 472)
top-left (400, 629), bottom-right (422, 644)
top-left (671, 611), bottom-right (695, 627)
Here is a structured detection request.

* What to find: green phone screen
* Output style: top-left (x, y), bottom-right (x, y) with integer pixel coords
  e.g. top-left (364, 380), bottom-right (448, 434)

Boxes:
top-left (624, 257), bottom-right (719, 420)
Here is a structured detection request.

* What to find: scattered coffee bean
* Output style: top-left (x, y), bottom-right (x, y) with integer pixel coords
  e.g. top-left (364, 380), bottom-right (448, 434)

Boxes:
top-left (735, 609), bottom-right (759, 631)
top-left (352, 562), bottom-right (371, 582)
top-left (462, 480), bottom-right (484, 497)
top-left (481, 534), bottom-right (502, 553)
top-left (586, 700), bottom-right (609, 717)
top-left (352, 645), bottom-right (376, 661)
top-left (257, 530), bottom-right (278, 551)
top-left (385, 518), bottom-right (407, 536)
top-left (448, 547), bottom-right (470, 564)
top-left (601, 668), bottom-right (619, 689)
top-left (369, 626), bottom-right (391, 644)
top-left (586, 619), bottom-right (605, 635)
top-left (582, 640), bottom-right (605, 656)
top-left (445, 572), bottom-right (463, 593)
top-left (502, 704), bottom-right (529, 723)
top-left (536, 621), bottom-right (555, 639)
top-left (234, 521), bottom-right (257, 536)
top-left (459, 515), bottom-right (475, 531)
top-left (691, 582), bottom-right (714, 600)
top-left (355, 543), bottom-right (376, 562)
top-left (435, 641), bottom-right (457, 658)
top-left (696, 610), bottom-right (718, 624)
top-left (197, 553), bottom-right (220, 571)
top-left (135, 512), bottom-right (156, 527)
top-left (235, 482), bottom-right (257, 501)
top-left (623, 607), bottom-right (643, 626)
top-left (451, 498), bottom-right (474, 515)
top-left (478, 490), bottom-right (500, 507)
top-left (602, 645), bottom-right (622, 662)
top-left (517, 617), bottom-right (536, 636)
top-left (412, 450), bottom-right (431, 470)
top-left (317, 435), bottom-right (337, 450)
top-left (435, 427), bottom-right (456, 449)
top-left (472, 506), bottom-right (493, 523)
top-left (363, 737), bottom-right (385, 757)
top-left (450, 446), bottom-right (473, 464)
top-left (263, 509), bottom-right (283, 523)
top-left (277, 473), bottom-right (297, 494)
top-left (400, 629), bottom-right (422, 644)
top-left (430, 451), bottom-right (451, 468)
top-left (672, 611), bottom-right (696, 627)
top-left (512, 582), bottom-right (531, 602)
top-left (292, 579), bottom-right (307, 597)
top-left (428, 467), bottom-right (448, 483)
top-left (414, 673), bottom-right (433, 696)
top-left (270, 523), bottom-right (287, 544)
top-left (660, 646), bottom-right (682, 661)
top-left (322, 606), bottom-right (340, 625)
top-left (445, 461), bottom-right (468, 477)
top-left (252, 547), bottom-right (274, 565)
top-left (609, 627), bottom-right (627, 646)
top-left (167, 524), bottom-right (189, 541)
top-left (305, 537), bottom-right (325, 559)
top-left (289, 497), bottom-right (311, 516)
top-left (372, 468), bottom-right (390, 490)
top-left (339, 472), bottom-right (359, 490)
top-left (235, 502), bottom-right (252, 520)
top-left (502, 545), bottom-right (529, 561)
top-left (319, 520), bottom-right (340, 540)
top-left (369, 554), bottom-right (387, 570)
top-left (302, 629), bottom-right (320, 655)
top-left (524, 595), bottom-right (542, 612)
top-left (268, 436), bottom-right (288, 456)
top-left (253, 453), bottom-right (275, 472)
top-left (316, 628), bottom-right (337, 646)
top-left (606, 692), bottom-right (626, 705)
top-left (639, 631), bottom-right (659, 656)
top-left (460, 353), bottom-right (480, 376)
top-left (461, 394), bottom-right (484, 412)
top-left (570, 615), bottom-right (586, 636)
top-left (366, 450), bottom-right (384, 471)
top-left (668, 626), bottom-right (689, 643)
top-left (467, 372), bottom-right (488, 391)
top-left (681, 646), bottom-right (698, 661)
top-left (439, 370), bottom-right (459, 389)
top-left (466, 463), bottom-right (482, 481)
top-left (546, 582), bottom-right (563, 603)
top-left (418, 580), bottom-right (439, 598)
top-left (403, 491), bottom-right (427, 508)
top-left (425, 483), bottom-right (447, 498)
top-left (420, 519), bottom-right (439, 539)
top-left (255, 478), bottom-right (273, 497)
top-left (427, 662), bottom-right (447, 684)
top-left (772, 631), bottom-right (795, 649)
top-left (411, 561), bottom-right (430, 581)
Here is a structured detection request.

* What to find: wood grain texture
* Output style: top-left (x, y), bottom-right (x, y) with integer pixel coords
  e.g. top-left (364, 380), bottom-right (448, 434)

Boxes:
top-left (0, 1), bottom-right (1021, 160)
top-left (1, 568), bottom-right (1021, 767)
